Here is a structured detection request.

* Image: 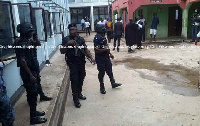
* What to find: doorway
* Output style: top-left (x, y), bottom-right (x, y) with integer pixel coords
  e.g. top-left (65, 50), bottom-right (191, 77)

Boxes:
top-left (168, 7), bottom-right (182, 37)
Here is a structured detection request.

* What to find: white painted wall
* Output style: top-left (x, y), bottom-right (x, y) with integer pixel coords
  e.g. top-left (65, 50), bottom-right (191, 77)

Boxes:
top-left (1, 0), bottom-right (67, 98)
top-left (68, 0), bottom-right (109, 31)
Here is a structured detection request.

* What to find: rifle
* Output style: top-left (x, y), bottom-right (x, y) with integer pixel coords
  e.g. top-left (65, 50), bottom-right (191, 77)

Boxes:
top-left (73, 39), bottom-right (93, 64)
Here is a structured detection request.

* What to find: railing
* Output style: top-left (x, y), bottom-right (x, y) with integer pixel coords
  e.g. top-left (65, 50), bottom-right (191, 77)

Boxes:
top-left (28, 0), bottom-right (67, 8)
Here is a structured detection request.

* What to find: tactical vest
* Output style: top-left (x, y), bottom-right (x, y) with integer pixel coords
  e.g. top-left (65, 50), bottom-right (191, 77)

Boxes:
top-left (15, 39), bottom-right (39, 70)
top-left (63, 36), bottom-right (86, 64)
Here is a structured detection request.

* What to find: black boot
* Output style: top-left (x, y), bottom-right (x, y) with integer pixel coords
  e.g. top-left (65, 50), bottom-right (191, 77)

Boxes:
top-left (100, 84), bottom-right (106, 94)
top-left (30, 117), bottom-right (47, 125)
top-left (117, 47), bottom-right (119, 52)
top-left (78, 94), bottom-right (87, 100)
top-left (36, 111), bottom-right (45, 116)
top-left (40, 95), bottom-right (53, 101)
top-left (73, 94), bottom-right (81, 108)
top-left (112, 83), bottom-right (122, 88)
top-left (74, 100), bottom-right (81, 108)
top-left (128, 48), bottom-right (133, 53)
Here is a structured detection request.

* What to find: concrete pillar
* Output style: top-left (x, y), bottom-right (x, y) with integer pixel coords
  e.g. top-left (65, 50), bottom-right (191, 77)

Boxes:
top-left (91, 6), bottom-right (94, 31)
top-left (182, 9), bottom-right (189, 38)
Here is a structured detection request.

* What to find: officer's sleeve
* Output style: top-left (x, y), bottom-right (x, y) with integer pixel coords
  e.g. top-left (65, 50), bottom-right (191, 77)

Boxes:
top-left (94, 36), bottom-right (101, 48)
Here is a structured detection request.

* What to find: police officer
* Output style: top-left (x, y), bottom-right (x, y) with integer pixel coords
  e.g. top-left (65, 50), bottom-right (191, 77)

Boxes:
top-left (94, 24), bottom-right (122, 94)
top-left (15, 22), bottom-right (48, 124)
top-left (0, 63), bottom-right (15, 126)
top-left (60, 24), bottom-right (95, 108)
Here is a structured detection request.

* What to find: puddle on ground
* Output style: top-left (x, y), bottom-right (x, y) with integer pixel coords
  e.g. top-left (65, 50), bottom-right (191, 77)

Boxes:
top-left (114, 57), bottom-right (200, 96)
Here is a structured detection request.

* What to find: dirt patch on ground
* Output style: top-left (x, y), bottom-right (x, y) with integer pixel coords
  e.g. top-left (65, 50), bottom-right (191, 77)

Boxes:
top-left (114, 57), bottom-right (198, 87)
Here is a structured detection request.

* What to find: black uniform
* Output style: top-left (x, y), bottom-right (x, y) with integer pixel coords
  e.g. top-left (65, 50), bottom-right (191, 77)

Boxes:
top-left (15, 38), bottom-right (40, 118)
top-left (62, 35), bottom-right (87, 102)
top-left (94, 34), bottom-right (115, 87)
top-left (125, 22), bottom-right (138, 46)
top-left (114, 21), bottom-right (123, 51)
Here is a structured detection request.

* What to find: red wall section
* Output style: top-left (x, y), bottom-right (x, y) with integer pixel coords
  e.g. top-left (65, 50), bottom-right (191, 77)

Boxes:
top-left (112, 0), bottom-right (199, 19)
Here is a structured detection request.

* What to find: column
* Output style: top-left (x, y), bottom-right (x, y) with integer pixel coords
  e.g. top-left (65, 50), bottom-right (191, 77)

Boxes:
top-left (181, 9), bottom-right (189, 39)
top-left (91, 6), bottom-right (94, 31)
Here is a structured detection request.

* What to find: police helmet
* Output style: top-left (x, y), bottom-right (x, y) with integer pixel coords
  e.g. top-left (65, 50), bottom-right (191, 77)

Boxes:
top-left (68, 23), bottom-right (77, 29)
top-left (17, 22), bottom-right (35, 35)
top-left (95, 24), bottom-right (106, 33)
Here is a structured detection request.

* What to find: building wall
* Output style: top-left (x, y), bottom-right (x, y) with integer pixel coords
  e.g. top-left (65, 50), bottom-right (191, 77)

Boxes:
top-left (112, 0), bottom-right (200, 39)
top-left (67, 0), bottom-right (109, 31)
top-left (0, 0), bottom-right (68, 99)
top-left (134, 4), bottom-right (180, 39)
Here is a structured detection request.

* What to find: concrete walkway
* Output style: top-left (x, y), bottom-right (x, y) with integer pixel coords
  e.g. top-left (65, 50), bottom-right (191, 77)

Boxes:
top-left (62, 33), bottom-right (200, 126)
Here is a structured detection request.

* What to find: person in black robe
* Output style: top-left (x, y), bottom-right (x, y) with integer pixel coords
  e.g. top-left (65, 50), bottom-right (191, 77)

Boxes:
top-left (125, 19), bottom-right (139, 53)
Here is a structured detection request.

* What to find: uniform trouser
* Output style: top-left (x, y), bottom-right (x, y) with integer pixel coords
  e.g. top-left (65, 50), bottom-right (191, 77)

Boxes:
top-left (192, 26), bottom-right (195, 41)
top-left (192, 26), bottom-right (200, 41)
top-left (86, 27), bottom-right (90, 35)
top-left (68, 63), bottom-right (86, 102)
top-left (114, 36), bottom-right (121, 48)
top-left (0, 96), bottom-right (15, 126)
top-left (137, 41), bottom-right (142, 47)
top-left (96, 59), bottom-right (115, 87)
top-left (20, 68), bottom-right (38, 118)
top-left (35, 69), bottom-right (45, 97)
top-left (81, 23), bottom-right (85, 31)
top-left (142, 27), bottom-right (145, 41)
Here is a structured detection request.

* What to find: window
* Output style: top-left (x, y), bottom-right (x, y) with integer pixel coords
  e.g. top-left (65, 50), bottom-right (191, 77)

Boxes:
top-left (32, 8), bottom-right (45, 41)
top-left (44, 11), bottom-right (52, 38)
top-left (93, 7), bottom-right (109, 20)
top-left (11, 3), bottom-right (32, 37)
top-left (16, 4), bottom-right (31, 23)
top-left (70, 8), bottom-right (82, 24)
top-left (68, 0), bottom-right (75, 2)
top-left (60, 13), bottom-right (66, 32)
top-left (0, 2), bottom-right (15, 58)
top-left (52, 12), bottom-right (61, 34)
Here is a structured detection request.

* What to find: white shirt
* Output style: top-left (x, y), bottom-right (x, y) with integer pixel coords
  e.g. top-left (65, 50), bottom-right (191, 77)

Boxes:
top-left (85, 22), bottom-right (90, 28)
top-left (136, 20), bottom-right (142, 29)
top-left (97, 21), bottom-right (105, 25)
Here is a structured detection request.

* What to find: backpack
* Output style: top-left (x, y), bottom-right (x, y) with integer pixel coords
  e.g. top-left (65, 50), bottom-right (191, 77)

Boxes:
top-left (107, 22), bottom-right (112, 28)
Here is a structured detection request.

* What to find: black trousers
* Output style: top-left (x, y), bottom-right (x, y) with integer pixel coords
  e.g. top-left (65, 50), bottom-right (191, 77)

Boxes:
top-left (68, 63), bottom-right (86, 102)
top-left (96, 59), bottom-right (115, 87)
top-left (141, 27), bottom-right (145, 41)
top-left (20, 68), bottom-right (39, 118)
top-left (85, 27), bottom-right (90, 35)
top-left (114, 36), bottom-right (121, 48)
top-left (81, 23), bottom-right (85, 31)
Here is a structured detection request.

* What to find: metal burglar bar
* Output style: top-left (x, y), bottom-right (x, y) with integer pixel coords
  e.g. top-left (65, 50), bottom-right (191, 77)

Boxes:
top-left (44, 10), bottom-right (52, 38)
top-left (0, 1), bottom-right (15, 58)
top-left (52, 12), bottom-right (61, 34)
top-left (28, 0), bottom-right (69, 12)
top-left (32, 8), bottom-right (46, 41)
top-left (11, 3), bottom-right (32, 37)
